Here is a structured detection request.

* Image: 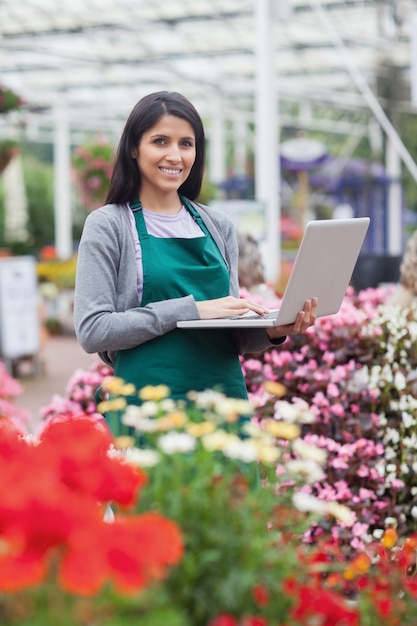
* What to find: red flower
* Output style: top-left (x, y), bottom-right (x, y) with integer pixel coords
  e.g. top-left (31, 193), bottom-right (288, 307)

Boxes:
top-left (38, 416), bottom-right (147, 505)
top-left (0, 415), bottom-right (183, 597)
top-left (208, 615), bottom-right (238, 626)
top-left (60, 512), bottom-right (183, 596)
top-left (287, 581), bottom-right (359, 626)
top-left (252, 583), bottom-right (269, 606)
top-left (0, 552), bottom-right (46, 591)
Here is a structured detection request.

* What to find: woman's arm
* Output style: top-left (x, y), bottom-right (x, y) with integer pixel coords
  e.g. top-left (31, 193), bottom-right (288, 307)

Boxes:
top-left (74, 207), bottom-right (199, 356)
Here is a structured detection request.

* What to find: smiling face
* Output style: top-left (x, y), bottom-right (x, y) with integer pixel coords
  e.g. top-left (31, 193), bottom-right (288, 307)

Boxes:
top-left (132, 114), bottom-right (196, 205)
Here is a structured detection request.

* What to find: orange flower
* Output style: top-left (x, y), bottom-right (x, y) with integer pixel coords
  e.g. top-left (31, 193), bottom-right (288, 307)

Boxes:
top-left (344, 552), bottom-right (371, 580)
top-left (381, 528), bottom-right (398, 549)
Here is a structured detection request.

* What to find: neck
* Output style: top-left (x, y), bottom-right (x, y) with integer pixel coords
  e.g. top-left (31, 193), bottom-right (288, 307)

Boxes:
top-left (139, 190), bottom-right (182, 215)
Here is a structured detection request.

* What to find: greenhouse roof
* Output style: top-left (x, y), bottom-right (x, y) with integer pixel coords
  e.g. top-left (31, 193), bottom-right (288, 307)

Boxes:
top-left (1, 0), bottom-right (416, 140)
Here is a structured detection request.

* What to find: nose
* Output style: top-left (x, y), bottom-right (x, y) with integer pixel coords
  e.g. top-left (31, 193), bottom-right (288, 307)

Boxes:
top-left (166, 143), bottom-right (181, 162)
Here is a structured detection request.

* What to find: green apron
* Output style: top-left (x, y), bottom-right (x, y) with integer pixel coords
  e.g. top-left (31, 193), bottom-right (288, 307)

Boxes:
top-left (114, 198), bottom-right (248, 405)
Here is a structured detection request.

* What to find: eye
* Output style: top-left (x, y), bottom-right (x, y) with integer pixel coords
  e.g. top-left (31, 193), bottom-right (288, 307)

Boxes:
top-left (153, 137), bottom-right (166, 145)
top-left (181, 139), bottom-right (194, 147)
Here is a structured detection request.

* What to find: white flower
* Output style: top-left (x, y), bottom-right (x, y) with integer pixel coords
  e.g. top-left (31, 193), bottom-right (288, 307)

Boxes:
top-left (293, 439), bottom-right (327, 465)
top-left (201, 429), bottom-right (229, 451)
top-left (122, 404), bottom-right (159, 431)
top-left (274, 400), bottom-right (314, 424)
top-left (404, 436), bottom-right (417, 450)
top-left (394, 371), bottom-right (407, 391)
top-left (292, 492), bottom-right (328, 515)
top-left (385, 428), bottom-right (400, 445)
top-left (411, 507), bottom-right (417, 519)
top-left (286, 459), bottom-right (325, 484)
top-left (385, 517), bottom-right (398, 528)
top-left (222, 437), bottom-right (258, 463)
top-left (158, 432), bottom-right (197, 454)
top-left (159, 398), bottom-right (178, 412)
top-left (348, 367), bottom-right (369, 392)
top-left (327, 502), bottom-right (355, 526)
top-left (124, 447), bottom-right (160, 467)
top-left (402, 411), bottom-right (416, 429)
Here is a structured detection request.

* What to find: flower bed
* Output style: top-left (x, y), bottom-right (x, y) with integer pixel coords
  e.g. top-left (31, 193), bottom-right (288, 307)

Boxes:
top-left (2, 285), bottom-right (417, 624)
top-left (35, 284), bottom-right (417, 553)
top-left (241, 285), bottom-right (417, 553)
top-left (1, 384), bottom-right (417, 624)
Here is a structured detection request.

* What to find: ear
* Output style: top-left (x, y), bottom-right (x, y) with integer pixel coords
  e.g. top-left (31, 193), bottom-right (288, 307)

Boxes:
top-left (131, 148), bottom-right (137, 159)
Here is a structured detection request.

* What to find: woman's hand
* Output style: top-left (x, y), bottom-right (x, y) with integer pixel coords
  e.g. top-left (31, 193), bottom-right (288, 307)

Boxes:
top-left (266, 297), bottom-right (318, 340)
top-left (196, 296), bottom-right (269, 319)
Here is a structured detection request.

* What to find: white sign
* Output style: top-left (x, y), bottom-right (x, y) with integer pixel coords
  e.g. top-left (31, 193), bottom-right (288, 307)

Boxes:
top-left (0, 256), bottom-right (40, 359)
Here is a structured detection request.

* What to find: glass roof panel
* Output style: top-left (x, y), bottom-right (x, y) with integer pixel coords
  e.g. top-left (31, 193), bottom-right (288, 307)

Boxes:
top-left (1, 0), bottom-right (416, 140)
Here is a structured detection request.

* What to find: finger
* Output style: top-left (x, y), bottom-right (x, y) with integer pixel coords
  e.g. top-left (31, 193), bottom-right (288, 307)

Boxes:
top-left (293, 310), bottom-right (305, 333)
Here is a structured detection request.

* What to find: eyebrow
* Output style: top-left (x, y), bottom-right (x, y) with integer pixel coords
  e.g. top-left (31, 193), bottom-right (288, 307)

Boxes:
top-left (149, 133), bottom-right (195, 141)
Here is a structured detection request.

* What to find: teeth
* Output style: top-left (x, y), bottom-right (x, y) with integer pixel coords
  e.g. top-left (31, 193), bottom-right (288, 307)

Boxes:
top-left (160, 167), bottom-right (181, 174)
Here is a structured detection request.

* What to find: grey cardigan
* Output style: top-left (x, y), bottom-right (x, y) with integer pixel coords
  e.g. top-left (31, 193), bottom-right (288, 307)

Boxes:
top-left (74, 201), bottom-right (283, 366)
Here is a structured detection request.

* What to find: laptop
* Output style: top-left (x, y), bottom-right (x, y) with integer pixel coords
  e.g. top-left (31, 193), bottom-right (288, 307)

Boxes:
top-left (177, 217), bottom-right (370, 329)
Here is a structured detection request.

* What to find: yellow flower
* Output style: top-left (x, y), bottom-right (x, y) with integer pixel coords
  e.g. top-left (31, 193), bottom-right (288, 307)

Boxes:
top-left (255, 441), bottom-right (280, 464)
top-left (157, 411), bottom-right (188, 431)
top-left (264, 419), bottom-right (300, 440)
top-left (201, 429), bottom-right (229, 452)
top-left (213, 397), bottom-right (252, 423)
top-left (120, 383), bottom-right (136, 396)
top-left (262, 380), bottom-right (286, 397)
top-left (187, 421), bottom-right (217, 437)
top-left (139, 385), bottom-right (171, 401)
top-left (102, 376), bottom-right (127, 394)
top-left (97, 397), bottom-right (127, 413)
top-left (114, 435), bottom-right (136, 449)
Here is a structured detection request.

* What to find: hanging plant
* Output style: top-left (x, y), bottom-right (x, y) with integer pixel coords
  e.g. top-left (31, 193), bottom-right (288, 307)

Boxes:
top-left (72, 138), bottom-right (115, 211)
top-left (0, 84), bottom-right (24, 115)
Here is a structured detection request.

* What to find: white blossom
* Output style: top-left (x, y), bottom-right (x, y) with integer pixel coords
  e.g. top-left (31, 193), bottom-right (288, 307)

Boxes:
top-left (222, 437), bottom-right (258, 463)
top-left (286, 459), bottom-right (325, 484)
top-left (292, 492), bottom-right (328, 515)
top-left (384, 428), bottom-right (400, 445)
top-left (124, 447), bottom-right (160, 467)
top-left (293, 439), bottom-right (327, 465)
top-left (158, 432), bottom-right (197, 454)
top-left (402, 412), bottom-right (416, 429)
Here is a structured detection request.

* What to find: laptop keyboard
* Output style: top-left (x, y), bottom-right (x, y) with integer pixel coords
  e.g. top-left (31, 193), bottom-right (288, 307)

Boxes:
top-left (230, 309), bottom-right (279, 320)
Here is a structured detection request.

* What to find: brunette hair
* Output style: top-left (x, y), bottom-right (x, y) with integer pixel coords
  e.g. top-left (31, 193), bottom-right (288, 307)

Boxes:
top-left (105, 91), bottom-right (206, 205)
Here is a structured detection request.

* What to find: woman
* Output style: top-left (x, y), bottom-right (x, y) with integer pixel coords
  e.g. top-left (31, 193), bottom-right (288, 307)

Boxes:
top-left (386, 229), bottom-right (417, 309)
top-left (74, 91), bottom-right (316, 406)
